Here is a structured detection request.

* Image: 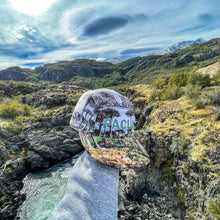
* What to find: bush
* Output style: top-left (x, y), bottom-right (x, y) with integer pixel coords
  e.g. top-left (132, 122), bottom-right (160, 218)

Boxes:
top-left (194, 88), bottom-right (220, 109)
top-left (194, 94), bottom-right (210, 109)
top-left (0, 100), bottom-right (31, 119)
top-left (188, 72), bottom-right (211, 88)
top-left (152, 77), bottom-right (169, 88)
top-left (206, 88), bottom-right (220, 106)
top-left (4, 122), bottom-right (22, 134)
top-left (149, 88), bottom-right (163, 101)
top-left (175, 186), bottom-right (188, 210)
top-left (168, 72), bottom-right (188, 87)
top-left (184, 85), bottom-right (202, 99)
top-left (161, 85), bottom-right (184, 100)
top-left (149, 86), bottom-right (183, 101)
top-left (212, 107), bottom-right (220, 121)
top-left (208, 199), bottom-right (220, 218)
top-left (212, 70), bottom-right (220, 85)
top-left (4, 116), bottom-right (25, 134)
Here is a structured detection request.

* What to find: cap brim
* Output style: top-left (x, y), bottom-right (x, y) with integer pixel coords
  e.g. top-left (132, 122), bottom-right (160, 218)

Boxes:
top-left (79, 131), bottom-right (150, 169)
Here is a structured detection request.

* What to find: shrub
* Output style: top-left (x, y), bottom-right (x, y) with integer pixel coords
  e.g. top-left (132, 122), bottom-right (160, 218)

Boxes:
top-left (4, 116), bottom-right (25, 134)
top-left (168, 72), bottom-right (188, 87)
top-left (212, 107), bottom-right (220, 121)
top-left (193, 88), bottom-right (220, 109)
top-left (149, 88), bottom-right (163, 101)
top-left (175, 186), bottom-right (188, 210)
top-left (206, 88), bottom-right (220, 106)
top-left (152, 77), bottom-right (169, 88)
top-left (22, 104), bottom-right (31, 116)
top-left (194, 94), bottom-right (210, 109)
top-left (212, 70), bottom-right (220, 85)
top-left (0, 101), bottom-right (21, 119)
top-left (161, 85), bottom-right (184, 100)
top-left (149, 86), bottom-right (183, 101)
top-left (208, 199), bottom-right (220, 218)
top-left (4, 122), bottom-right (22, 134)
top-left (0, 91), bottom-right (4, 101)
top-left (0, 100), bottom-right (31, 119)
top-left (188, 72), bottom-right (211, 88)
top-left (184, 84), bottom-right (202, 99)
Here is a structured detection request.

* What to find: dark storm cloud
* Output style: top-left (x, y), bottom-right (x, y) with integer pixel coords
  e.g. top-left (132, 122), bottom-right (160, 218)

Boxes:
top-left (121, 48), bottom-right (161, 55)
top-left (198, 13), bottom-right (213, 23)
top-left (82, 16), bottom-right (129, 37)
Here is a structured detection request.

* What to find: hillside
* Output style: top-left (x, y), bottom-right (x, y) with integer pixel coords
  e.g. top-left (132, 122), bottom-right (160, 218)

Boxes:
top-left (115, 38), bottom-right (220, 83)
top-left (0, 38), bottom-right (220, 87)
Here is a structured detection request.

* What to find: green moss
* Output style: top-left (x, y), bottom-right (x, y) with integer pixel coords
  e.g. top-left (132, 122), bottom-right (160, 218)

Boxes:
top-left (0, 196), bottom-right (7, 202)
top-left (178, 138), bottom-right (191, 155)
top-left (175, 186), bottom-right (188, 210)
top-left (6, 167), bottom-right (12, 173)
top-left (208, 199), bottom-right (220, 218)
top-left (162, 160), bottom-right (175, 185)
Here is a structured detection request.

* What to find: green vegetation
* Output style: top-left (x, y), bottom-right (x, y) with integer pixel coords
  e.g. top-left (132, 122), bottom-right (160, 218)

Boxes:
top-left (149, 85), bottom-right (183, 101)
top-left (175, 186), bottom-right (188, 210)
top-left (162, 160), bottom-right (175, 185)
top-left (152, 77), bottom-right (169, 89)
top-left (0, 80), bottom-right (42, 97)
top-left (168, 72), bottom-right (188, 87)
top-left (193, 87), bottom-right (220, 109)
top-left (213, 70), bottom-right (220, 84)
top-left (208, 200), bottom-right (220, 218)
top-left (0, 39), bottom-right (220, 87)
top-left (187, 72), bottom-right (211, 88)
top-left (0, 100), bottom-right (31, 119)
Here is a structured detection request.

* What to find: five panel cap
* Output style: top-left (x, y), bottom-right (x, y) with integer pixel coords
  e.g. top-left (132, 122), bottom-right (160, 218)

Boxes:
top-left (70, 88), bottom-right (150, 169)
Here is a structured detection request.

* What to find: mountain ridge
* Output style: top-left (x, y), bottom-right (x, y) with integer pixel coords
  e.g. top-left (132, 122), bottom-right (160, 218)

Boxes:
top-left (0, 38), bottom-right (220, 87)
top-left (161, 38), bottom-right (205, 54)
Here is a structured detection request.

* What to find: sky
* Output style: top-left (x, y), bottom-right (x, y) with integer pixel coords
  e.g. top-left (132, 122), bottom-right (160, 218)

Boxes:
top-left (0, 0), bottom-right (220, 69)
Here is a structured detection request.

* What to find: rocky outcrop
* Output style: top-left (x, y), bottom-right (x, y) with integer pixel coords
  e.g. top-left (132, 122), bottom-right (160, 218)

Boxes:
top-left (0, 67), bottom-right (33, 81)
top-left (26, 126), bottom-right (82, 170)
top-left (0, 86), bottom-right (85, 219)
top-left (35, 59), bottom-right (114, 82)
top-left (119, 163), bottom-right (182, 219)
top-left (0, 81), bottom-right (219, 219)
top-left (24, 83), bottom-right (86, 108)
top-left (196, 61), bottom-right (220, 77)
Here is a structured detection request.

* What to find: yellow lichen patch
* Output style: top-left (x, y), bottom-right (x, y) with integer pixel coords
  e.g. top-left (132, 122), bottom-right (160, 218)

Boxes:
top-left (148, 95), bottom-right (219, 162)
top-left (189, 143), bottom-right (207, 162)
top-left (129, 84), bottom-right (153, 100)
top-left (189, 108), bottom-right (213, 118)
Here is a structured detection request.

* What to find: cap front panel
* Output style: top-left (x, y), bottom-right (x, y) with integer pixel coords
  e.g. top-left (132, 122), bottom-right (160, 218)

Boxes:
top-left (70, 89), bottom-right (150, 169)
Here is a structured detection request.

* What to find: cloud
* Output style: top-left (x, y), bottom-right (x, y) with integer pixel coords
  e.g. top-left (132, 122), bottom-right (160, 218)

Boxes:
top-left (198, 13), bottom-right (213, 23)
top-left (82, 16), bottom-right (129, 37)
top-left (121, 48), bottom-right (161, 55)
top-left (0, 0), bottom-right (220, 70)
top-left (173, 12), bottom-right (220, 35)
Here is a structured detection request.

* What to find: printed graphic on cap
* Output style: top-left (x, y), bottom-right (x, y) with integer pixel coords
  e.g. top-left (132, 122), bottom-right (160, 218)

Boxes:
top-left (79, 132), bottom-right (149, 169)
top-left (70, 89), bottom-right (150, 169)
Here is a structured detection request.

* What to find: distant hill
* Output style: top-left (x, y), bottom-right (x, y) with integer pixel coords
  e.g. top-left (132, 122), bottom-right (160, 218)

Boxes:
top-left (0, 38), bottom-right (220, 86)
top-left (0, 59), bottom-right (114, 83)
top-left (114, 38), bottom-right (220, 83)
